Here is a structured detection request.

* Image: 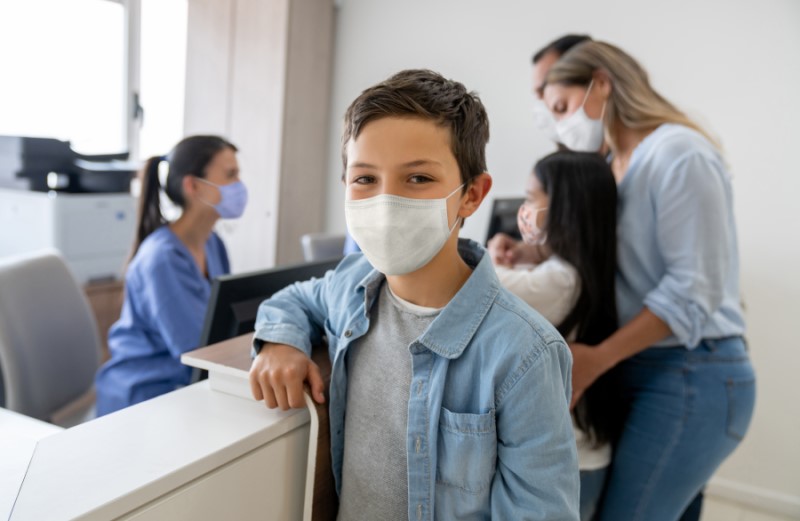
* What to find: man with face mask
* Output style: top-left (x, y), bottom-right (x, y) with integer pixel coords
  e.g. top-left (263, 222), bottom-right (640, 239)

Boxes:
top-left (489, 34), bottom-right (592, 266)
top-left (250, 69), bottom-right (580, 521)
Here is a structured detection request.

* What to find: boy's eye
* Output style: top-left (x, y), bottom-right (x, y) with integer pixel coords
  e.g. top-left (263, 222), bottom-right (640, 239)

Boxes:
top-left (409, 174), bottom-right (433, 184)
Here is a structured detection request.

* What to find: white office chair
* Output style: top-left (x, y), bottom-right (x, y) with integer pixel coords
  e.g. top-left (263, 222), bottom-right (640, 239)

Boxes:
top-left (0, 250), bottom-right (101, 427)
top-left (300, 233), bottom-right (346, 262)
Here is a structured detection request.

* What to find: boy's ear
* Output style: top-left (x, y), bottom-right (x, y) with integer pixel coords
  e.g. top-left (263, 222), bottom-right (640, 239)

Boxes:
top-left (458, 173), bottom-right (492, 218)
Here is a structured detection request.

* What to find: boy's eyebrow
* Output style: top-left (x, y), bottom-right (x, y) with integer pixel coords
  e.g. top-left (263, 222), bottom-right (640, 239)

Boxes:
top-left (401, 159), bottom-right (442, 168)
top-left (349, 159), bottom-right (443, 169)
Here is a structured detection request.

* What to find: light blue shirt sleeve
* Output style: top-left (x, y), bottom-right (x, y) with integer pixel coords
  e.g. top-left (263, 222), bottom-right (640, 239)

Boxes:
top-left (642, 150), bottom-right (734, 347)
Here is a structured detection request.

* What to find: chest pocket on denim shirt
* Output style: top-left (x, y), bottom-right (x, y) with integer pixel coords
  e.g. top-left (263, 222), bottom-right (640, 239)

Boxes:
top-left (436, 406), bottom-right (497, 493)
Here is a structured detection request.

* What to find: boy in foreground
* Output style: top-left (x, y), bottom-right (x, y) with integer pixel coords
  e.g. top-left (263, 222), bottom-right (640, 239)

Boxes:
top-left (249, 69), bottom-right (578, 520)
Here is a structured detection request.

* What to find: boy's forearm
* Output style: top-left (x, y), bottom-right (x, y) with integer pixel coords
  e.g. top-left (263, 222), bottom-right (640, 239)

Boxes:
top-left (252, 276), bottom-right (331, 355)
top-left (253, 322), bottom-right (316, 357)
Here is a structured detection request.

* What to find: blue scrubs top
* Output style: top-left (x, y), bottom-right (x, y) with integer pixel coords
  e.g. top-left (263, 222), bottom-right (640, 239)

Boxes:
top-left (95, 226), bottom-right (230, 415)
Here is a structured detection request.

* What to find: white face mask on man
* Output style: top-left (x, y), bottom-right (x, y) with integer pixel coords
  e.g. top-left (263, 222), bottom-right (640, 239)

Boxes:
top-left (533, 102), bottom-right (559, 142)
top-left (344, 184), bottom-right (464, 276)
top-left (555, 79), bottom-right (606, 152)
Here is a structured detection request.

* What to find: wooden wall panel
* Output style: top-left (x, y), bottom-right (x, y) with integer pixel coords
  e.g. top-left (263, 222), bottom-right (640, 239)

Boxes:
top-left (185, 0), bottom-right (335, 271)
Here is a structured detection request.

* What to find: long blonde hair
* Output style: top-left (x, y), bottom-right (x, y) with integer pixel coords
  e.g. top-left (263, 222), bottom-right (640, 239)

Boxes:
top-left (546, 41), bottom-right (719, 154)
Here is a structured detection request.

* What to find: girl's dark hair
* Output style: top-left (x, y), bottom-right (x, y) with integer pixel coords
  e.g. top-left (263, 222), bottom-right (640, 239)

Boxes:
top-left (534, 150), bottom-right (624, 445)
top-left (132, 135), bottom-right (237, 257)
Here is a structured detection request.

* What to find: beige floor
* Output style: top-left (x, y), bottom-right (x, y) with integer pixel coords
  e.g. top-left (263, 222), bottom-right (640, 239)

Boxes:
top-left (702, 496), bottom-right (798, 521)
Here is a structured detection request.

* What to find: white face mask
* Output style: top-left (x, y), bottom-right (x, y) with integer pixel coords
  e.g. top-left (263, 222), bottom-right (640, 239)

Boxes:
top-left (345, 184), bottom-right (464, 276)
top-left (555, 80), bottom-right (606, 152)
top-left (533, 102), bottom-right (558, 142)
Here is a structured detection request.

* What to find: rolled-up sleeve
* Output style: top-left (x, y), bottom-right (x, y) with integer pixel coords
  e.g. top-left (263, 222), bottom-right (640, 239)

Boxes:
top-left (644, 151), bottom-right (733, 347)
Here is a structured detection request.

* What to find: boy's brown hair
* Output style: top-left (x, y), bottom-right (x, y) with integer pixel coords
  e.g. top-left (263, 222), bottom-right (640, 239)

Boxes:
top-left (341, 69), bottom-right (490, 189)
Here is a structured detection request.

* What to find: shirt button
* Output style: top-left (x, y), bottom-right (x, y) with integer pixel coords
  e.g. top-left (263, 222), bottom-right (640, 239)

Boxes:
top-left (415, 436), bottom-right (421, 453)
top-left (417, 504), bottom-right (423, 520)
top-left (344, 330), bottom-right (352, 338)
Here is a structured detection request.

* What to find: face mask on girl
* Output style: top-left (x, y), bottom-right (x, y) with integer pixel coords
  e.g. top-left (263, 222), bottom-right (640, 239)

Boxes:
top-left (517, 202), bottom-right (548, 245)
top-left (196, 177), bottom-right (249, 219)
top-left (555, 79), bottom-right (606, 152)
top-left (345, 184), bottom-right (464, 276)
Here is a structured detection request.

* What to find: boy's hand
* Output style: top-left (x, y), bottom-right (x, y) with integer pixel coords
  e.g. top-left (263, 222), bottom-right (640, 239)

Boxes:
top-left (249, 343), bottom-right (326, 410)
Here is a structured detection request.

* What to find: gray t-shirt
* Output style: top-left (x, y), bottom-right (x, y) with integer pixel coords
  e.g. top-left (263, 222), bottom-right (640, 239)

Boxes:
top-left (337, 282), bottom-right (439, 521)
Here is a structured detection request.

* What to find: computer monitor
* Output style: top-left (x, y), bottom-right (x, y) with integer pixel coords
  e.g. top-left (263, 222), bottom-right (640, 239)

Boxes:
top-left (199, 258), bottom-right (342, 348)
top-left (485, 197), bottom-right (525, 245)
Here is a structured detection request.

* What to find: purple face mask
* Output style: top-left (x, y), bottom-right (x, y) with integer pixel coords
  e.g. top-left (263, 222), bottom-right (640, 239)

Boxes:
top-left (197, 178), bottom-right (249, 219)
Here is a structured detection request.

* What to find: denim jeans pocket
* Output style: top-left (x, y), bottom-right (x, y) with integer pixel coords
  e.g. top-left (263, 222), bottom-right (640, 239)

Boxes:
top-left (436, 406), bottom-right (497, 494)
top-left (726, 377), bottom-right (756, 441)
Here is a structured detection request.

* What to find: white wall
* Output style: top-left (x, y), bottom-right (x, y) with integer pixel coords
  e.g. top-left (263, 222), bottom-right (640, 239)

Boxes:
top-left (324, 0), bottom-right (800, 514)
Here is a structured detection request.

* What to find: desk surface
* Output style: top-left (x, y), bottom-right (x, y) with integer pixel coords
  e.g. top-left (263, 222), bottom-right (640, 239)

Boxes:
top-left (8, 381), bottom-right (308, 520)
top-left (3, 335), bottom-right (334, 521)
top-left (181, 333), bottom-right (253, 374)
top-left (0, 409), bottom-right (63, 519)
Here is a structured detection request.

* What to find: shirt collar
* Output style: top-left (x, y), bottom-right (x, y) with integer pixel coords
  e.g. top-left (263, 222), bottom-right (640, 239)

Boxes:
top-left (355, 238), bottom-right (500, 359)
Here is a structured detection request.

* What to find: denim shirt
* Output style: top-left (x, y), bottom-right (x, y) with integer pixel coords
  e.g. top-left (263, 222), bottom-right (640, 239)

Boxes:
top-left (254, 239), bottom-right (579, 520)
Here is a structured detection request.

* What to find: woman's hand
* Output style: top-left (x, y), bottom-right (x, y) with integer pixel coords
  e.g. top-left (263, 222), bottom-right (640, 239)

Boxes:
top-left (567, 309), bottom-right (673, 408)
top-left (568, 342), bottom-right (615, 409)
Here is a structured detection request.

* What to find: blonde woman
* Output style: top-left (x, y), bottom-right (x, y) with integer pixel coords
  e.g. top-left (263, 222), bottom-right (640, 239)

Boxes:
top-left (540, 41), bottom-right (756, 521)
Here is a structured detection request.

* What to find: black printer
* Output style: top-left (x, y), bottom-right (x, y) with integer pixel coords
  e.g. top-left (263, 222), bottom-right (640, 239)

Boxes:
top-left (0, 136), bottom-right (137, 193)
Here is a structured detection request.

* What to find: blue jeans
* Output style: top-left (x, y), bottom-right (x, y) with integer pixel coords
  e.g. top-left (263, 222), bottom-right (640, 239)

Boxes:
top-left (596, 337), bottom-right (755, 521)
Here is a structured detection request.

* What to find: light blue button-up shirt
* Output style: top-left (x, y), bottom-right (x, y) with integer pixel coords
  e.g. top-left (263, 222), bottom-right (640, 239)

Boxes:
top-left (254, 239), bottom-right (579, 520)
top-left (616, 124), bottom-right (746, 348)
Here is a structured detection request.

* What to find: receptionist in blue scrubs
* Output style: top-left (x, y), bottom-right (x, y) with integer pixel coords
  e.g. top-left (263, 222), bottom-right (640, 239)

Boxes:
top-left (95, 135), bottom-right (246, 415)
